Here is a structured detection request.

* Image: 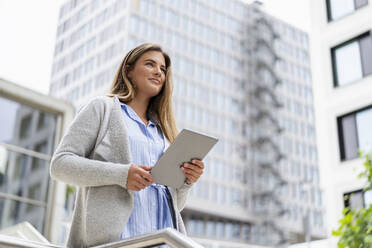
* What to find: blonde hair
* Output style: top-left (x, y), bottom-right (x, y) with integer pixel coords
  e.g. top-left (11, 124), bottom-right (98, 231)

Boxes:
top-left (107, 43), bottom-right (178, 142)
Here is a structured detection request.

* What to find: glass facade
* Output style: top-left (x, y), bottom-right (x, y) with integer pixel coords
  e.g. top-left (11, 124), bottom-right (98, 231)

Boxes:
top-left (0, 95), bottom-right (57, 233)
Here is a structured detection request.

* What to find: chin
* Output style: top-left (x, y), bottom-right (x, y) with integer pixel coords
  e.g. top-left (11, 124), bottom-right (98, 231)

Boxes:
top-left (150, 86), bottom-right (164, 96)
top-left (147, 89), bottom-right (163, 98)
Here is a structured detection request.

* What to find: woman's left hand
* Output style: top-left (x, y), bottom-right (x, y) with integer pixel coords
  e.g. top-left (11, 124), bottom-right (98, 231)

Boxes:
top-left (181, 159), bottom-right (204, 185)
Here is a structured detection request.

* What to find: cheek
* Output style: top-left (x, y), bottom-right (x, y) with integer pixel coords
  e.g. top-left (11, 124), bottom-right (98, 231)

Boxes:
top-left (134, 68), bottom-right (149, 83)
top-left (161, 75), bottom-right (166, 84)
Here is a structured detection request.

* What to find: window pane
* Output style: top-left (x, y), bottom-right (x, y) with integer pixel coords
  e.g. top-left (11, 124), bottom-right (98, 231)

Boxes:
top-left (335, 41), bottom-right (363, 86)
top-left (359, 35), bottom-right (372, 76)
top-left (356, 107), bottom-right (372, 153)
top-left (339, 114), bottom-right (358, 160)
top-left (364, 190), bottom-right (372, 207)
top-left (216, 221), bottom-right (224, 237)
top-left (350, 191), bottom-right (363, 209)
top-left (0, 96), bottom-right (57, 155)
top-left (355, 0), bottom-right (368, 9)
top-left (196, 219), bottom-right (204, 235)
top-left (242, 224), bottom-right (251, 241)
top-left (232, 223), bottom-right (241, 239)
top-left (0, 198), bottom-right (46, 233)
top-left (225, 223), bottom-right (233, 239)
top-left (329, 0), bottom-right (355, 20)
top-left (187, 218), bottom-right (197, 234)
top-left (0, 148), bottom-right (50, 203)
top-left (206, 220), bottom-right (215, 237)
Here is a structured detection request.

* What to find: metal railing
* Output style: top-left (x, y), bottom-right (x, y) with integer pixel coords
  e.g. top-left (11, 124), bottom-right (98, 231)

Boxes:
top-left (0, 234), bottom-right (61, 248)
top-left (0, 228), bottom-right (204, 248)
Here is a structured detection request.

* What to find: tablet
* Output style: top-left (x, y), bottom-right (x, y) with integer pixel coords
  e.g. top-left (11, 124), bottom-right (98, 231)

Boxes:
top-left (151, 129), bottom-right (218, 189)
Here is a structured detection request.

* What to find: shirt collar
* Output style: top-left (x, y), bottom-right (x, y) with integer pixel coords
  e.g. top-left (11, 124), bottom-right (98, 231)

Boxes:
top-left (120, 102), bottom-right (159, 126)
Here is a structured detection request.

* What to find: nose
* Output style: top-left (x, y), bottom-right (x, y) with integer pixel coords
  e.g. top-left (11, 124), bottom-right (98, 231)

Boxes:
top-left (154, 66), bottom-right (162, 75)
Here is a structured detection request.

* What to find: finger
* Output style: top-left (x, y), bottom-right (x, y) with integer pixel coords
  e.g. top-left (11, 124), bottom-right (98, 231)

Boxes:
top-left (187, 162), bottom-right (203, 171)
top-left (128, 183), bottom-right (141, 191)
top-left (183, 167), bottom-right (200, 177)
top-left (191, 159), bottom-right (204, 169)
top-left (133, 185), bottom-right (141, 191)
top-left (185, 173), bottom-right (198, 183)
top-left (139, 165), bottom-right (152, 171)
top-left (184, 163), bottom-right (203, 174)
top-left (136, 167), bottom-right (154, 183)
top-left (183, 167), bottom-right (202, 179)
top-left (135, 182), bottom-right (146, 190)
top-left (133, 180), bottom-right (147, 190)
top-left (135, 174), bottom-right (150, 187)
top-left (182, 166), bottom-right (200, 177)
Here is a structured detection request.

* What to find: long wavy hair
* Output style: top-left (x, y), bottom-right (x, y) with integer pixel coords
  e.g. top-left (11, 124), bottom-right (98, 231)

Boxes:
top-left (107, 43), bottom-right (178, 142)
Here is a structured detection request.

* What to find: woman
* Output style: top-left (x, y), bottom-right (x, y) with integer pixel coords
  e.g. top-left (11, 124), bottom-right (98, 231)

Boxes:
top-left (50, 43), bottom-right (204, 247)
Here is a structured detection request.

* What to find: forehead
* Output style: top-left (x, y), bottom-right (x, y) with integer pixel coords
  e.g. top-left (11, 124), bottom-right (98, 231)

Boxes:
top-left (139, 50), bottom-right (166, 66)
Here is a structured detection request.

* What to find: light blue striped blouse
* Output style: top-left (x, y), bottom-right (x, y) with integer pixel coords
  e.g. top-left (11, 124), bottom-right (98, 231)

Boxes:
top-left (120, 103), bottom-right (174, 242)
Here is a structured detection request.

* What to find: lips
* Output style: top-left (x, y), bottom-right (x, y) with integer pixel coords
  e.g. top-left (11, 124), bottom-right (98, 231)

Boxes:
top-left (149, 78), bottom-right (160, 84)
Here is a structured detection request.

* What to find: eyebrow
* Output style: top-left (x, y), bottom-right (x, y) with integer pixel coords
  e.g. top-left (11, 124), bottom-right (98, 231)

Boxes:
top-left (144, 59), bottom-right (166, 69)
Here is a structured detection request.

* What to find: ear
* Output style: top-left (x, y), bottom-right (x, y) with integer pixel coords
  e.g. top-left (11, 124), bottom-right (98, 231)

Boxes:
top-left (125, 65), bottom-right (132, 79)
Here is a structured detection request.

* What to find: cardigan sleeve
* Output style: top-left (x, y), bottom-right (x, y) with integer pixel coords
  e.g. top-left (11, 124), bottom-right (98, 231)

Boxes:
top-left (176, 183), bottom-right (192, 211)
top-left (50, 98), bottom-right (131, 188)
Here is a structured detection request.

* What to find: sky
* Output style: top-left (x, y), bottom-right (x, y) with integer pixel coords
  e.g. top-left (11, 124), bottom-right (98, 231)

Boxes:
top-left (0, 0), bottom-right (311, 95)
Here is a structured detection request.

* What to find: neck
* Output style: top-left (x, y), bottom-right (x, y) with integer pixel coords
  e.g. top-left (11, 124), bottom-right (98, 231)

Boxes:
top-left (127, 94), bottom-right (150, 123)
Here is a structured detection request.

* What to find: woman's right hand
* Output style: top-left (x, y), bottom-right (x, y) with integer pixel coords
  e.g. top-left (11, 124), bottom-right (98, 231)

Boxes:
top-left (126, 165), bottom-right (154, 191)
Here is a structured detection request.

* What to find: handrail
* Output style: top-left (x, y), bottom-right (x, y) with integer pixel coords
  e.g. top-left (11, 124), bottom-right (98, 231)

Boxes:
top-left (92, 228), bottom-right (204, 248)
top-left (0, 228), bottom-right (204, 248)
top-left (0, 234), bottom-right (62, 248)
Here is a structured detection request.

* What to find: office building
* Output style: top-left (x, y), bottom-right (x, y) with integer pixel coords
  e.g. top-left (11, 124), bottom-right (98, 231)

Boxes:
top-left (49, 0), bottom-right (325, 246)
top-left (0, 78), bottom-right (74, 244)
top-left (310, 0), bottom-right (372, 239)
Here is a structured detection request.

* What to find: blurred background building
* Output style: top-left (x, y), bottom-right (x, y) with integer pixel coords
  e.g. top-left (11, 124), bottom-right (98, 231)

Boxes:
top-left (47, 0), bottom-right (325, 247)
top-left (310, 0), bottom-right (372, 240)
top-left (0, 78), bottom-right (74, 243)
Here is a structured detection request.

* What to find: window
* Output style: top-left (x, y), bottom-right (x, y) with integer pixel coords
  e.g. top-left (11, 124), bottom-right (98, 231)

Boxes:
top-left (129, 15), bottom-right (139, 33)
top-left (206, 220), bottom-right (215, 237)
top-left (196, 219), bottom-right (204, 235)
top-left (225, 223), bottom-right (233, 239)
top-left (326, 0), bottom-right (368, 21)
top-left (20, 115), bottom-right (32, 139)
top-left (188, 218), bottom-right (197, 234)
top-left (0, 91), bottom-right (62, 234)
top-left (338, 106), bottom-right (372, 160)
top-left (331, 32), bottom-right (372, 86)
top-left (216, 221), bottom-right (224, 237)
top-left (344, 189), bottom-right (372, 208)
top-left (242, 224), bottom-right (251, 241)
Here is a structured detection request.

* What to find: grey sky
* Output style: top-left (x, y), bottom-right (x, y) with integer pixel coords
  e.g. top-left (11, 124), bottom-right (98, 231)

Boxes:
top-left (0, 0), bottom-right (311, 95)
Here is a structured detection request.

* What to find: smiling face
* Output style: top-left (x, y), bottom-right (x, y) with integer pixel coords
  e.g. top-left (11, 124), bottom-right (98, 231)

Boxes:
top-left (127, 50), bottom-right (167, 99)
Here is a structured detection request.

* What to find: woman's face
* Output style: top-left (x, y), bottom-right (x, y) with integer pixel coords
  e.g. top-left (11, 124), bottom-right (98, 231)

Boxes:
top-left (127, 50), bottom-right (166, 99)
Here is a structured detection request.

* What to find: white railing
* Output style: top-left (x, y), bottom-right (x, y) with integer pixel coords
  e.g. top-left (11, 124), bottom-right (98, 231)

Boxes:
top-left (0, 234), bottom-right (61, 248)
top-left (0, 228), bottom-right (204, 248)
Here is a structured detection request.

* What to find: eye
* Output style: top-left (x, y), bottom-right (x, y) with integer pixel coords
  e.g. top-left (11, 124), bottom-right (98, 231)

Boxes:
top-left (161, 68), bottom-right (166, 74)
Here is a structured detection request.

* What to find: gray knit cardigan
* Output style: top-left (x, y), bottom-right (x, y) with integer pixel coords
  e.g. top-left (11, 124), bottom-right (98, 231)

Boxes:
top-left (50, 96), bottom-right (192, 248)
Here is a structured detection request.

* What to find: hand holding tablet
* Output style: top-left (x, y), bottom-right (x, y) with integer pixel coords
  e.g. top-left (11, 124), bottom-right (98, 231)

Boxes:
top-left (150, 129), bottom-right (218, 189)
